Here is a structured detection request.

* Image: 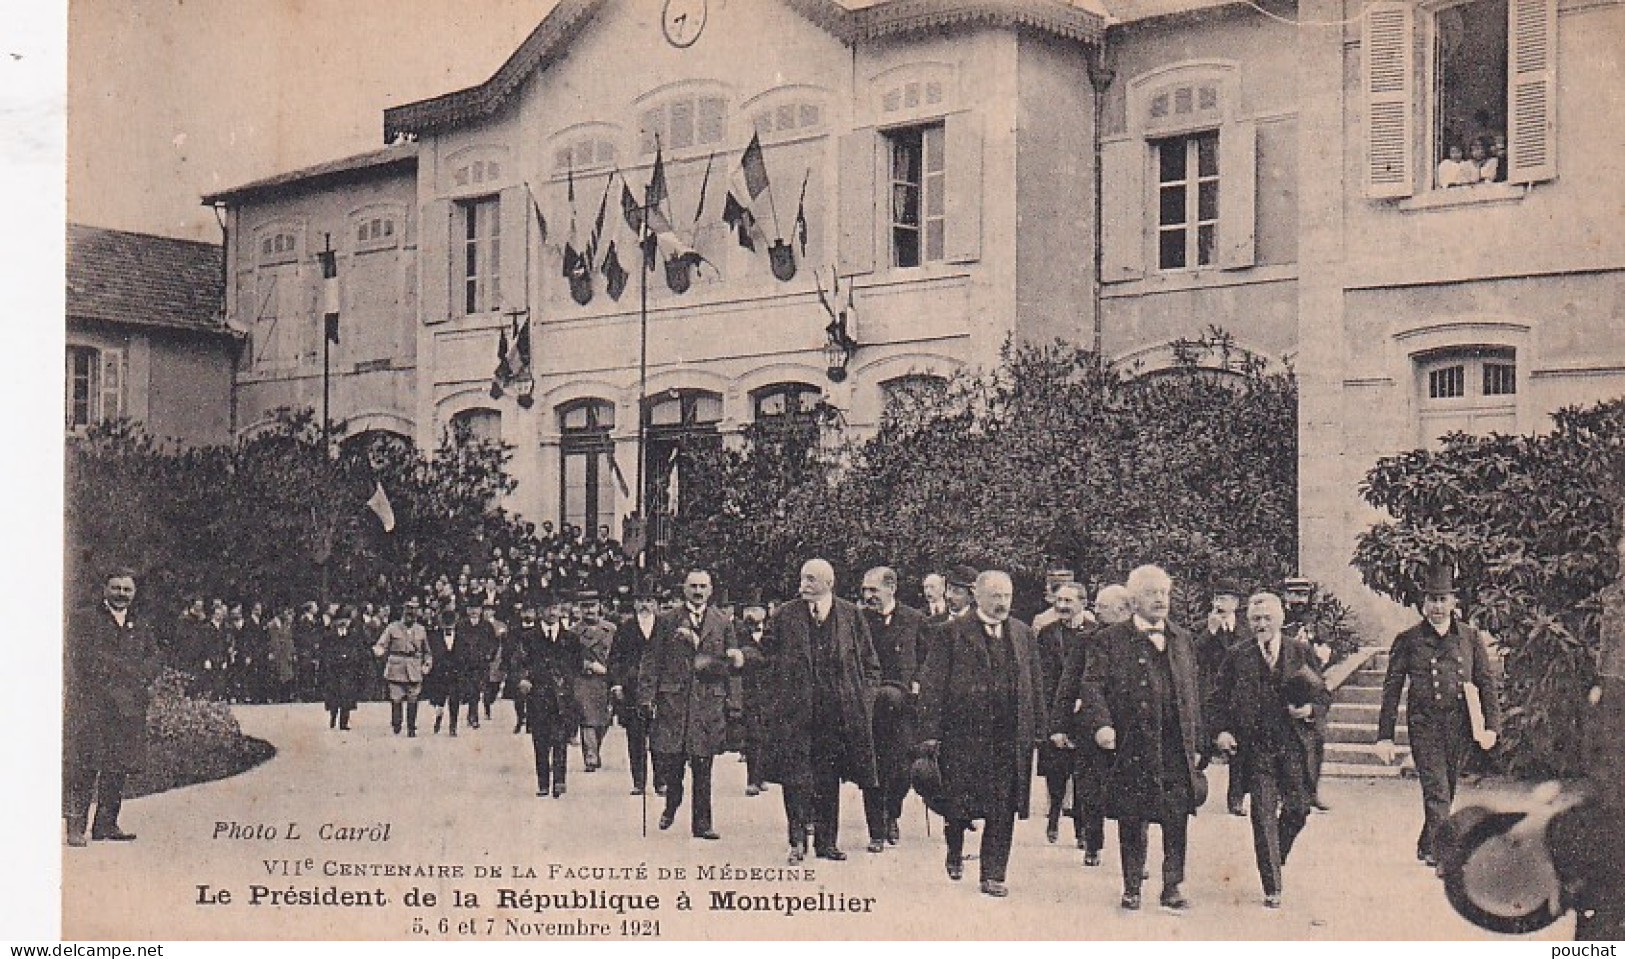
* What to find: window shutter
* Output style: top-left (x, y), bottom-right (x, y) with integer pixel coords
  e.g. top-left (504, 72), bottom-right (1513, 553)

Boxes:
top-left (1218, 120), bottom-right (1257, 270)
top-left (837, 131), bottom-right (875, 276)
top-left (944, 113), bottom-right (983, 264)
top-left (1507, 0), bottom-right (1558, 184)
top-left (497, 186), bottom-right (528, 312)
top-left (1362, 2), bottom-right (1415, 199)
top-left (1100, 138), bottom-right (1144, 282)
top-left (99, 348), bottom-right (124, 422)
top-left (420, 199), bottom-right (454, 324)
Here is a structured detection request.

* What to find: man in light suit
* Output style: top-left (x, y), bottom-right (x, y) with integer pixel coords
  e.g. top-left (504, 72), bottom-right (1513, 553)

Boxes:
top-left (637, 568), bottom-right (744, 840)
top-left (1212, 592), bottom-right (1329, 908)
top-left (755, 559), bottom-right (882, 863)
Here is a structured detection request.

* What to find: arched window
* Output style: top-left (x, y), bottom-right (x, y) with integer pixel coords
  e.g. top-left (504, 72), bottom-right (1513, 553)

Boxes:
top-left (752, 382), bottom-right (822, 424)
top-left (881, 373), bottom-right (948, 417)
top-left (450, 407), bottom-right (501, 445)
top-left (642, 390), bottom-right (722, 523)
top-left (1416, 346), bottom-right (1517, 444)
top-left (559, 399), bottom-right (617, 536)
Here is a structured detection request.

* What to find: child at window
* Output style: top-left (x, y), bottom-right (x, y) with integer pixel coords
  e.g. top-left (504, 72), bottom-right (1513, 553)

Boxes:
top-left (1436, 142), bottom-right (1471, 188)
top-left (1468, 137), bottom-right (1494, 185)
top-left (1488, 134), bottom-right (1508, 183)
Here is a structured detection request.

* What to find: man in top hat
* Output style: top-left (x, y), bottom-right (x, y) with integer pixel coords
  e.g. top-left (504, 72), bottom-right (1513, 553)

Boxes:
top-left (1031, 568), bottom-right (1079, 635)
top-left (860, 565), bottom-right (926, 849)
top-left (1198, 580), bottom-right (1249, 816)
top-left (1375, 563), bottom-right (1502, 867)
top-left (1079, 564), bottom-right (1206, 912)
top-left (754, 559), bottom-right (882, 863)
top-left (610, 582), bottom-right (660, 796)
top-left (516, 593), bottom-right (583, 797)
top-left (736, 596), bottom-right (771, 797)
top-left (373, 597), bottom-right (431, 736)
top-left (64, 567), bottom-right (161, 846)
top-left (637, 568), bottom-right (744, 840)
top-left (1211, 592), bottom-right (1330, 908)
top-left (917, 570), bottom-right (1045, 897)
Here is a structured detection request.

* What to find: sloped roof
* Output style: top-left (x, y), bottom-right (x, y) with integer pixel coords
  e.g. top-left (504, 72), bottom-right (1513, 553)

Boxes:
top-left (66, 223), bottom-right (228, 335)
top-left (200, 141), bottom-right (417, 206)
top-left (384, 0), bottom-right (1105, 140)
top-left (1102, 0), bottom-right (1243, 25)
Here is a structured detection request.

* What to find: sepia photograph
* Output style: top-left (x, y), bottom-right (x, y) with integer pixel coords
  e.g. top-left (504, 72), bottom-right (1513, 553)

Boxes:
top-left (33, 0), bottom-right (1625, 943)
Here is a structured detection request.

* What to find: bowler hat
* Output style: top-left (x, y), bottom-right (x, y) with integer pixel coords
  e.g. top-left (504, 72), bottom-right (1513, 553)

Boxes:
top-left (909, 752), bottom-right (947, 816)
top-left (947, 565), bottom-right (979, 590)
top-left (1281, 664), bottom-right (1326, 707)
top-left (872, 683), bottom-right (909, 720)
top-left (692, 650), bottom-right (733, 681)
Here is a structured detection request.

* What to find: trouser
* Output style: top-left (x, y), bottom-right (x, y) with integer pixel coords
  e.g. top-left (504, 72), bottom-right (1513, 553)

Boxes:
top-left (858, 786), bottom-right (893, 842)
top-left (580, 725), bottom-right (605, 769)
top-left (1045, 772), bottom-right (1084, 840)
top-left (1228, 755), bottom-right (1248, 810)
top-left (656, 753), bottom-right (714, 833)
top-left (327, 705), bottom-right (353, 729)
top-left (65, 766), bottom-right (127, 837)
top-left (531, 735), bottom-right (569, 793)
top-left (744, 741), bottom-right (764, 788)
top-left (622, 712), bottom-right (650, 790)
top-left (784, 711), bottom-right (850, 850)
top-left (946, 808), bottom-right (1017, 883)
top-left (482, 681), bottom-right (501, 716)
top-left (1409, 712), bottom-right (1472, 857)
top-left (1119, 815), bottom-right (1189, 892)
top-left (513, 695), bottom-right (528, 731)
top-left (1247, 752), bottom-right (1311, 895)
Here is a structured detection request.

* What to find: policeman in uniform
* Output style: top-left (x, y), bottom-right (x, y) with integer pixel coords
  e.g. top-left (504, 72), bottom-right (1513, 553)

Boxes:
top-left (1375, 563), bottom-right (1501, 866)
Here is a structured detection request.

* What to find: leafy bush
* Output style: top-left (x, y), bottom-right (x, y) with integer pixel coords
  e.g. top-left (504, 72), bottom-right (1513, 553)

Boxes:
top-left (1351, 399), bottom-right (1625, 777)
top-left (130, 668), bottom-right (275, 798)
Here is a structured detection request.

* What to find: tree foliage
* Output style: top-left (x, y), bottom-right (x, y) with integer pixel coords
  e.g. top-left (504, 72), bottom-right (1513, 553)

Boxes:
top-left (668, 335), bottom-right (1342, 648)
top-left (65, 408), bottom-right (526, 615)
top-left (1351, 399), bottom-right (1625, 777)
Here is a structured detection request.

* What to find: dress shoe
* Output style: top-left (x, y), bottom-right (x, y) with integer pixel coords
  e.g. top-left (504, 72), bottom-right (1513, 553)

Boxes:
top-left (66, 829), bottom-right (88, 848)
top-left (1312, 798), bottom-right (1331, 812)
top-left (470, 718), bottom-right (480, 729)
top-left (449, 726), bottom-right (458, 737)
top-left (407, 728), bottom-right (417, 737)
top-left (654, 784), bottom-right (667, 797)
top-left (1159, 886), bottom-right (1189, 911)
top-left (1119, 892), bottom-right (1142, 911)
top-left (630, 787), bottom-right (645, 796)
top-left (434, 714), bottom-right (443, 734)
top-left (536, 789), bottom-right (549, 798)
top-left (945, 852), bottom-right (964, 881)
top-left (886, 820), bottom-right (900, 845)
top-left (1083, 851), bottom-right (1101, 867)
top-left (1045, 823), bottom-right (1059, 844)
top-left (745, 784), bottom-right (761, 797)
top-left (513, 724), bottom-right (523, 734)
top-left (1264, 892), bottom-right (1283, 909)
top-left (552, 784), bottom-right (566, 798)
top-left (866, 839), bottom-right (885, 854)
top-left (1228, 803), bottom-right (1246, 817)
top-left (658, 812), bottom-right (676, 831)
top-left (980, 880), bottom-right (1008, 898)
top-left (693, 829), bottom-right (720, 841)
top-left (393, 726), bottom-right (402, 735)
top-left (339, 722), bottom-right (350, 731)
top-left (815, 847), bottom-right (847, 861)
top-left (787, 843), bottom-right (806, 865)
top-left (93, 829), bottom-right (137, 842)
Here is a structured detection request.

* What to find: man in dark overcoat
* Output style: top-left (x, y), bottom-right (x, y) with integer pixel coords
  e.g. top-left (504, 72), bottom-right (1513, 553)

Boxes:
top-left (637, 569), bottom-right (743, 840)
top-left (754, 559), bottom-right (881, 863)
top-left (1035, 581), bottom-right (1095, 847)
top-left (917, 570), bottom-right (1045, 898)
top-left (64, 568), bottom-right (160, 846)
top-left (1197, 581), bottom-right (1248, 815)
top-left (319, 607), bottom-right (370, 731)
top-left (1211, 592), bottom-right (1330, 909)
top-left (1049, 583), bottom-right (1133, 866)
top-left (516, 595), bottom-right (583, 797)
top-left (609, 586), bottom-right (659, 795)
top-left (1079, 564), bottom-right (1206, 912)
top-left (1374, 563), bottom-right (1501, 866)
top-left (860, 565), bottom-right (926, 849)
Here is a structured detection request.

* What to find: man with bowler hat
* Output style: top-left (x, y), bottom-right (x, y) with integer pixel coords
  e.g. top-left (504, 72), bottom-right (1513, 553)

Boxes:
top-left (638, 568), bottom-right (744, 839)
top-left (1375, 562), bottom-right (1502, 866)
top-left (860, 565), bottom-right (926, 849)
top-left (610, 581), bottom-right (660, 795)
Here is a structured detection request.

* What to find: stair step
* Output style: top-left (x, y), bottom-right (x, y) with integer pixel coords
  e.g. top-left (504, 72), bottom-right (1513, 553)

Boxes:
top-left (1322, 761), bottom-right (1407, 779)
top-left (1337, 685), bottom-right (1384, 705)
top-left (1325, 743), bottom-right (1410, 765)
top-left (1326, 722), bottom-right (1409, 745)
top-left (1345, 669), bottom-right (1386, 688)
top-left (1328, 702), bottom-right (1381, 724)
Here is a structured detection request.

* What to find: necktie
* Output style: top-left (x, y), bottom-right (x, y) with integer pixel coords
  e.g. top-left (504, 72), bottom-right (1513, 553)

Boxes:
top-left (1143, 627), bottom-right (1166, 653)
top-left (1262, 637), bottom-right (1278, 669)
top-left (984, 622), bottom-right (999, 640)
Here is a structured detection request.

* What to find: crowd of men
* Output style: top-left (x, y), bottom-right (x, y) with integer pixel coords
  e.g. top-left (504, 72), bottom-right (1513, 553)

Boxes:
top-left (65, 557), bottom-right (1501, 916)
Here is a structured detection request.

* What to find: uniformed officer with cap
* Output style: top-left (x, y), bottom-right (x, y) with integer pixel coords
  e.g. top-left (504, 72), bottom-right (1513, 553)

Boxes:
top-left (1375, 562), bottom-right (1502, 866)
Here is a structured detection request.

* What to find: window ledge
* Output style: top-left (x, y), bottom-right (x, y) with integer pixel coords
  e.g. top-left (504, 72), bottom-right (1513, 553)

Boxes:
top-left (1399, 183), bottom-right (1527, 212)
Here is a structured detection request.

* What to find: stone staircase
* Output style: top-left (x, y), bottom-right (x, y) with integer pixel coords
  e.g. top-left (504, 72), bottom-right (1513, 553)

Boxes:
top-left (1323, 646), bottom-right (1413, 778)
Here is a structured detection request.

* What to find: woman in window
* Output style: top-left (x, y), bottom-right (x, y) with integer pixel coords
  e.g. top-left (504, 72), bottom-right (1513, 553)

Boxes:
top-left (1468, 136), bottom-right (1495, 185)
top-left (1437, 141), bottom-right (1472, 188)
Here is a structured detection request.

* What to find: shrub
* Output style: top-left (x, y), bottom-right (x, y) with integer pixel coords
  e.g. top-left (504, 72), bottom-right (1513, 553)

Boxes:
top-left (130, 668), bottom-right (275, 798)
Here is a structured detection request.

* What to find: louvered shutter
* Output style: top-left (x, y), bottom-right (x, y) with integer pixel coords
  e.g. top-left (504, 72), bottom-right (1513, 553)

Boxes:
top-left (944, 113), bottom-right (983, 264)
top-left (1218, 120), bottom-right (1257, 270)
top-left (497, 186), bottom-right (528, 312)
top-left (837, 131), bottom-right (875, 275)
top-left (420, 199), bottom-right (454, 323)
top-left (1507, 0), bottom-right (1558, 184)
top-left (99, 348), bottom-right (124, 421)
top-left (1100, 138), bottom-right (1145, 282)
top-left (1363, 2), bottom-right (1415, 199)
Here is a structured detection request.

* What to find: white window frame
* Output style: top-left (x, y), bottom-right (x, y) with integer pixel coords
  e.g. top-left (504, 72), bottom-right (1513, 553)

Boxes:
top-left (65, 344), bottom-right (123, 431)
top-left (457, 196), bottom-right (502, 316)
top-left (1153, 131), bottom-right (1221, 272)
top-left (884, 122), bottom-right (945, 269)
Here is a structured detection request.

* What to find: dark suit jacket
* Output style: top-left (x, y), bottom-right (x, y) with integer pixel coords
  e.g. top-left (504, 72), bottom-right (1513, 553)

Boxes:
top-left (1378, 618), bottom-right (1502, 741)
top-left (637, 605), bottom-right (741, 757)
top-left (1079, 618), bottom-right (1206, 820)
top-left (863, 602), bottom-right (926, 690)
top-left (1210, 633), bottom-right (1330, 788)
top-left (64, 603), bottom-right (160, 774)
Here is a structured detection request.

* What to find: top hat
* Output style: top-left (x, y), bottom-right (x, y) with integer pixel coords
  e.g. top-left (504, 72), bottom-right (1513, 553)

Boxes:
top-left (1281, 664), bottom-right (1327, 708)
top-left (909, 751), bottom-right (947, 816)
top-left (692, 650), bottom-right (733, 681)
top-left (1422, 562), bottom-right (1459, 596)
top-left (947, 565), bottom-right (980, 590)
top-left (1437, 803), bottom-right (1569, 934)
top-left (1045, 568), bottom-right (1077, 584)
top-left (1212, 579), bottom-right (1245, 599)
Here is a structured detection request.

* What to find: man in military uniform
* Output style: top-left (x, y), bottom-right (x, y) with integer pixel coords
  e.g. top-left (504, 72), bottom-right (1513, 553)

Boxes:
top-left (64, 568), bottom-right (161, 846)
top-left (372, 597), bottom-right (431, 736)
top-left (1376, 564), bottom-right (1501, 866)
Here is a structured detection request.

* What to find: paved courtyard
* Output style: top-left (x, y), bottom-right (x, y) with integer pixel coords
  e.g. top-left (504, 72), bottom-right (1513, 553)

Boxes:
top-left (61, 703), bottom-right (1576, 941)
